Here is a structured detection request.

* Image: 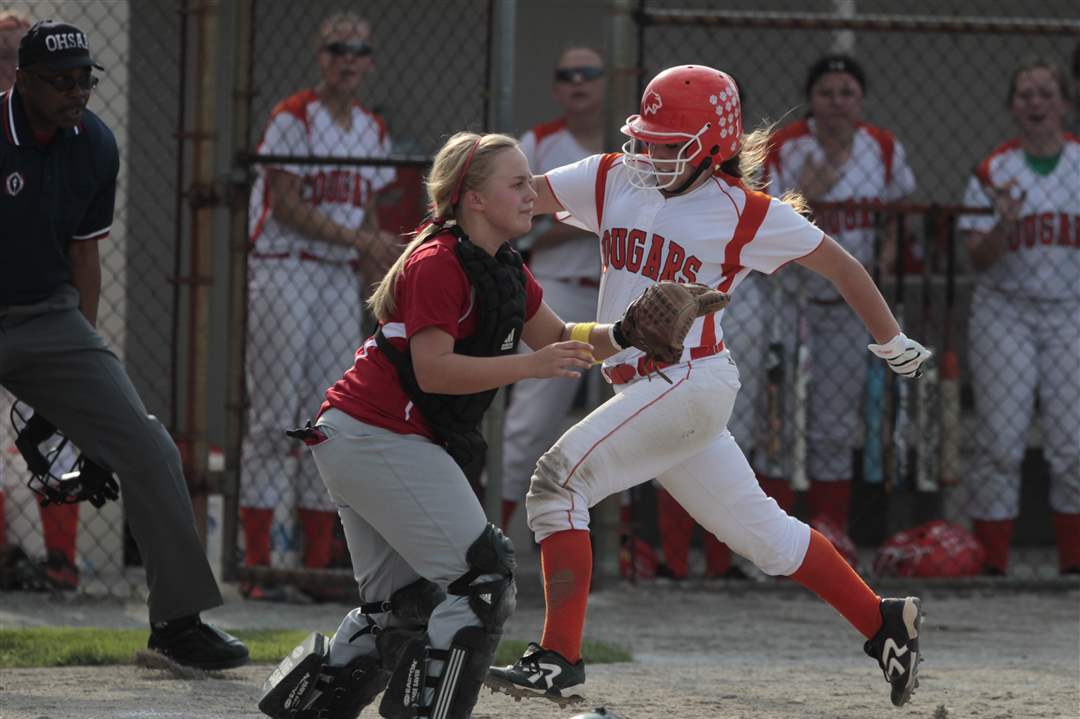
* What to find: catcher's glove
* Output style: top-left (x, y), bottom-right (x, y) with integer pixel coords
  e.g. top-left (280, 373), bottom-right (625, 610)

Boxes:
top-left (614, 281), bottom-right (730, 382)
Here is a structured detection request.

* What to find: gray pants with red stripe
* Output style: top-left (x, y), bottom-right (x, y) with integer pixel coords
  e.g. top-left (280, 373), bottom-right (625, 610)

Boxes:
top-left (0, 285), bottom-right (222, 622)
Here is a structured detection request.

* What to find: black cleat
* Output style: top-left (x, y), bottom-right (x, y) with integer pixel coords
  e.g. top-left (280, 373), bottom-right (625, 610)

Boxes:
top-left (864, 596), bottom-right (923, 707)
top-left (486, 642), bottom-right (586, 707)
top-left (148, 618), bottom-right (250, 670)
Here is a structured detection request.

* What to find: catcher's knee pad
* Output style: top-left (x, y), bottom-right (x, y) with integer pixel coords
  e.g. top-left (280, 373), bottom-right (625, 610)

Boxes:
top-left (379, 524), bottom-right (516, 719)
top-left (258, 632), bottom-right (387, 719)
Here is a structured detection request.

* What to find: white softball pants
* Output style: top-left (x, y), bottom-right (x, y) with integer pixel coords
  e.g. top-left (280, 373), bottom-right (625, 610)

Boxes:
top-left (526, 353), bottom-right (811, 577)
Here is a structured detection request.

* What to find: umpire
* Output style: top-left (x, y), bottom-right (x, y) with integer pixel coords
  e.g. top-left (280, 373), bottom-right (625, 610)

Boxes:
top-left (0, 20), bottom-right (248, 669)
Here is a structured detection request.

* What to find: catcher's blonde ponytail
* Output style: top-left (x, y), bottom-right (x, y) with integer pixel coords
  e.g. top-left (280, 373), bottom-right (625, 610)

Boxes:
top-left (368, 132), bottom-right (520, 322)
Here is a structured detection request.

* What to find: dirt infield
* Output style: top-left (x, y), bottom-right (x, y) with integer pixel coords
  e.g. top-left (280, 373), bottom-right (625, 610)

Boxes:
top-left (1, 584), bottom-right (1077, 719)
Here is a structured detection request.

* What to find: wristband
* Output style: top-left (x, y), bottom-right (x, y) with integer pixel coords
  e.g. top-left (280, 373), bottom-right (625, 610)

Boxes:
top-left (611, 320), bottom-right (629, 350)
top-left (569, 322), bottom-right (596, 344)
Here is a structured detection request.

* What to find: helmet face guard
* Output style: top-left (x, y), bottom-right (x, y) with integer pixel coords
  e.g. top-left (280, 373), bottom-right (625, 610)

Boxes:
top-left (620, 119), bottom-right (711, 190)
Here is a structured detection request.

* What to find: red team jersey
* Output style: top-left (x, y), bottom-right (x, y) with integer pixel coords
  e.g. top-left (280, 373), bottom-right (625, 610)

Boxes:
top-left (323, 231), bottom-right (544, 438)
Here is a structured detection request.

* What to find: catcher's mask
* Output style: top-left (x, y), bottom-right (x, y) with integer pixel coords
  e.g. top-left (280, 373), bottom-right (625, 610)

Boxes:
top-left (11, 402), bottom-right (119, 508)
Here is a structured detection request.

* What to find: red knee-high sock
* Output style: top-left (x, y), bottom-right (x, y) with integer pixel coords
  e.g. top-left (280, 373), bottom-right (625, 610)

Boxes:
top-left (789, 528), bottom-right (882, 640)
top-left (808, 479), bottom-right (852, 530)
top-left (657, 488), bottom-right (693, 578)
top-left (757, 473), bottom-right (795, 514)
top-left (500, 499), bottom-right (518, 531)
top-left (703, 534), bottom-right (732, 577)
top-left (240, 506), bottom-right (273, 566)
top-left (1052, 512), bottom-right (1080, 572)
top-left (40, 502), bottom-right (78, 565)
top-left (973, 519), bottom-right (1013, 573)
top-left (538, 529), bottom-right (591, 663)
top-left (299, 509), bottom-right (336, 568)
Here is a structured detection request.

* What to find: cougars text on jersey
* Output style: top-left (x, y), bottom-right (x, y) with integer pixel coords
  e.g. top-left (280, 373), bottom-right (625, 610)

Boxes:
top-left (601, 228), bottom-right (703, 283)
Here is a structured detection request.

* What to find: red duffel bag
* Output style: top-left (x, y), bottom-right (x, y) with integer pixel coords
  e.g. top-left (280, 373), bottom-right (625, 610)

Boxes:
top-left (874, 520), bottom-right (985, 577)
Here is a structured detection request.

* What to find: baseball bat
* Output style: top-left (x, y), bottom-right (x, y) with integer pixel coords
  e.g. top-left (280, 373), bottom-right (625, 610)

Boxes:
top-left (791, 280), bottom-right (810, 492)
top-left (761, 282), bottom-right (786, 479)
top-left (892, 212), bottom-right (911, 491)
top-left (863, 215), bottom-right (887, 485)
top-left (915, 210), bottom-right (942, 493)
top-left (939, 218), bottom-right (961, 488)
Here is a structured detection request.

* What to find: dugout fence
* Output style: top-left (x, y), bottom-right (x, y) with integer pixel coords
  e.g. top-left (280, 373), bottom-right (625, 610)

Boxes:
top-left (1, 1), bottom-right (1077, 604)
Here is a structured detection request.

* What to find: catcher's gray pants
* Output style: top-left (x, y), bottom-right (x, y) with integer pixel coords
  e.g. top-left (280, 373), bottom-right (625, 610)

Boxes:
top-left (0, 285), bottom-right (222, 622)
top-left (310, 408), bottom-right (491, 672)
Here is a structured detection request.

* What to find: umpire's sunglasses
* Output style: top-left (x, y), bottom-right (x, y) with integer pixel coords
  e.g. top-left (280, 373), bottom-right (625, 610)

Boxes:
top-left (322, 40), bottom-right (373, 58)
top-left (26, 71), bottom-right (99, 93)
top-left (554, 66), bottom-right (604, 83)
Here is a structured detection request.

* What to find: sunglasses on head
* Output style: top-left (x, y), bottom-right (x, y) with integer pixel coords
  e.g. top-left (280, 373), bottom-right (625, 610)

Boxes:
top-left (323, 40), bottom-right (372, 58)
top-left (554, 66), bottom-right (604, 83)
top-left (27, 71), bottom-right (99, 92)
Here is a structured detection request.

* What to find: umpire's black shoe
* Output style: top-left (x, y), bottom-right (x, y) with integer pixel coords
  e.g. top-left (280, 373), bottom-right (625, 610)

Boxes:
top-left (486, 642), bottom-right (585, 706)
top-left (148, 615), bottom-right (250, 670)
top-left (864, 596), bottom-right (923, 707)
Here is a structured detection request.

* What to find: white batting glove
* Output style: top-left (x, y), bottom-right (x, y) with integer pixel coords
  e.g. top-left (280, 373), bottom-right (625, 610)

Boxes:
top-left (868, 333), bottom-right (932, 378)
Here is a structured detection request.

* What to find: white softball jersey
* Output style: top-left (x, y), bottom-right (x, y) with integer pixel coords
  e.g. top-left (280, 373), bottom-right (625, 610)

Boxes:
top-left (766, 118), bottom-right (916, 300)
top-left (546, 153), bottom-right (824, 375)
top-left (519, 119), bottom-right (602, 282)
top-left (957, 135), bottom-right (1080, 301)
top-left (248, 89), bottom-right (395, 263)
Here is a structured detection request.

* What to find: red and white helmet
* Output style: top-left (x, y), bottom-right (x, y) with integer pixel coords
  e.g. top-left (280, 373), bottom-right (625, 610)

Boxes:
top-left (620, 65), bottom-right (743, 190)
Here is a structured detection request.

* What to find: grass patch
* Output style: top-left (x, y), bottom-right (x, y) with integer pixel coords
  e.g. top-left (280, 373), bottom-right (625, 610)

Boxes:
top-left (0, 628), bottom-right (631, 668)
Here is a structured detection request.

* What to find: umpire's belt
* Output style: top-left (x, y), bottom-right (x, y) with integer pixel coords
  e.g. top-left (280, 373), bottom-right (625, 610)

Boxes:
top-left (602, 340), bottom-right (725, 385)
top-left (251, 250), bottom-right (350, 268)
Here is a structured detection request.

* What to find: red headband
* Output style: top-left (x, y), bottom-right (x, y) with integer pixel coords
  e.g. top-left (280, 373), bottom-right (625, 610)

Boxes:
top-left (449, 138), bottom-right (482, 207)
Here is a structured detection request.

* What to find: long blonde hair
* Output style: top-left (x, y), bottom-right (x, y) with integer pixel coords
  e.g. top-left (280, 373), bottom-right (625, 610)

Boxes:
top-left (368, 131), bottom-right (520, 321)
top-left (719, 124), bottom-right (809, 215)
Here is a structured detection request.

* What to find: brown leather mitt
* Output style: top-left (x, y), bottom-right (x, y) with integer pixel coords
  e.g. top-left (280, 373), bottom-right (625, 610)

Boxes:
top-left (616, 281), bottom-right (730, 381)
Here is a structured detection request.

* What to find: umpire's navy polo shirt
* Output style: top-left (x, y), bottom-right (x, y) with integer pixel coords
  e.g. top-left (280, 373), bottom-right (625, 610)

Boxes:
top-left (0, 87), bottom-right (118, 306)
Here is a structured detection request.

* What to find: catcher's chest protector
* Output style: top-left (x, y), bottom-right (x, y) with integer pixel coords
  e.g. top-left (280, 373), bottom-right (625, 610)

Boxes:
top-left (376, 226), bottom-right (526, 472)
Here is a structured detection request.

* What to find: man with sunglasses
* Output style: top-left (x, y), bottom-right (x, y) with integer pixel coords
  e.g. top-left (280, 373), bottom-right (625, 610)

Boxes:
top-left (499, 47), bottom-right (607, 531)
top-left (0, 20), bottom-right (249, 670)
top-left (241, 12), bottom-right (400, 594)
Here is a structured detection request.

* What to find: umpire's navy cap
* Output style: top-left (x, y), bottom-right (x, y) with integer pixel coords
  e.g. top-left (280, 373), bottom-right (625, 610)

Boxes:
top-left (17, 20), bottom-right (104, 72)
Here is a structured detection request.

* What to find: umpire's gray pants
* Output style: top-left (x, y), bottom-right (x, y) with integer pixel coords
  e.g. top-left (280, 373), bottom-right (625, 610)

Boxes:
top-left (311, 408), bottom-right (489, 671)
top-left (0, 286), bottom-right (222, 622)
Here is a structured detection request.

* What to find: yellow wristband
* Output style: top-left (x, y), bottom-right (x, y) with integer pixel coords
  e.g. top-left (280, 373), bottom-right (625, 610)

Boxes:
top-left (569, 322), bottom-right (596, 344)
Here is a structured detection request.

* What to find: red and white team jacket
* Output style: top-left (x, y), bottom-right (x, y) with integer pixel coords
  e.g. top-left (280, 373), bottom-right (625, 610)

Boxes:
top-left (248, 88), bottom-right (395, 265)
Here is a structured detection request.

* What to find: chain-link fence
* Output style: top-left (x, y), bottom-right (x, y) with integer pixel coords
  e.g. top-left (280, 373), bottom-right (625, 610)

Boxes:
top-left (2, 0), bottom-right (1076, 605)
top-left (627, 0), bottom-right (1079, 581)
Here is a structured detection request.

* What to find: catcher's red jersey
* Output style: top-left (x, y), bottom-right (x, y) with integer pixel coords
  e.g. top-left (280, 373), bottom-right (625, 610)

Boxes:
top-left (546, 153), bottom-right (823, 371)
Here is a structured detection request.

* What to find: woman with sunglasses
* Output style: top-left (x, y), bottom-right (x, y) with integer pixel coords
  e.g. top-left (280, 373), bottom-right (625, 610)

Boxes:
top-left (258, 131), bottom-right (641, 719)
top-left (240, 11), bottom-right (402, 594)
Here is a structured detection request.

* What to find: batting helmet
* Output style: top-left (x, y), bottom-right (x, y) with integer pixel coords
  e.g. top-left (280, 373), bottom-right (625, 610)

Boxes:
top-left (621, 64), bottom-right (743, 190)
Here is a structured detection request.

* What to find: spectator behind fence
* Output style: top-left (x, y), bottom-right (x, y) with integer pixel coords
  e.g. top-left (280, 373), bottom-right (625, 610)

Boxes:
top-left (258, 131), bottom-right (623, 719)
top-left (500, 46), bottom-right (605, 530)
top-left (239, 11), bottom-right (400, 596)
top-left (0, 8), bottom-right (81, 593)
top-left (958, 58), bottom-right (1080, 576)
top-left (762, 54), bottom-right (916, 533)
top-left (0, 19), bottom-right (247, 669)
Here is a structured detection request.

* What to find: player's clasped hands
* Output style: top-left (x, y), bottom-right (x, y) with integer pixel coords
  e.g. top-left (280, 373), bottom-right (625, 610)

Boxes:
top-left (867, 332), bottom-right (932, 378)
top-left (989, 180), bottom-right (1026, 224)
top-left (530, 340), bottom-right (595, 379)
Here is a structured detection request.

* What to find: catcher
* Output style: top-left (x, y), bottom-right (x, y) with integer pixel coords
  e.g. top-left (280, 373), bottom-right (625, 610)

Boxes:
top-left (256, 132), bottom-right (722, 719)
top-left (488, 65), bottom-right (931, 710)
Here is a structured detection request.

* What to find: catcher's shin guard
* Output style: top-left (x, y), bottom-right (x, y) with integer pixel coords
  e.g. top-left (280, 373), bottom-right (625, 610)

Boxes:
top-left (380, 524), bottom-right (516, 719)
top-left (258, 632), bottom-right (388, 719)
